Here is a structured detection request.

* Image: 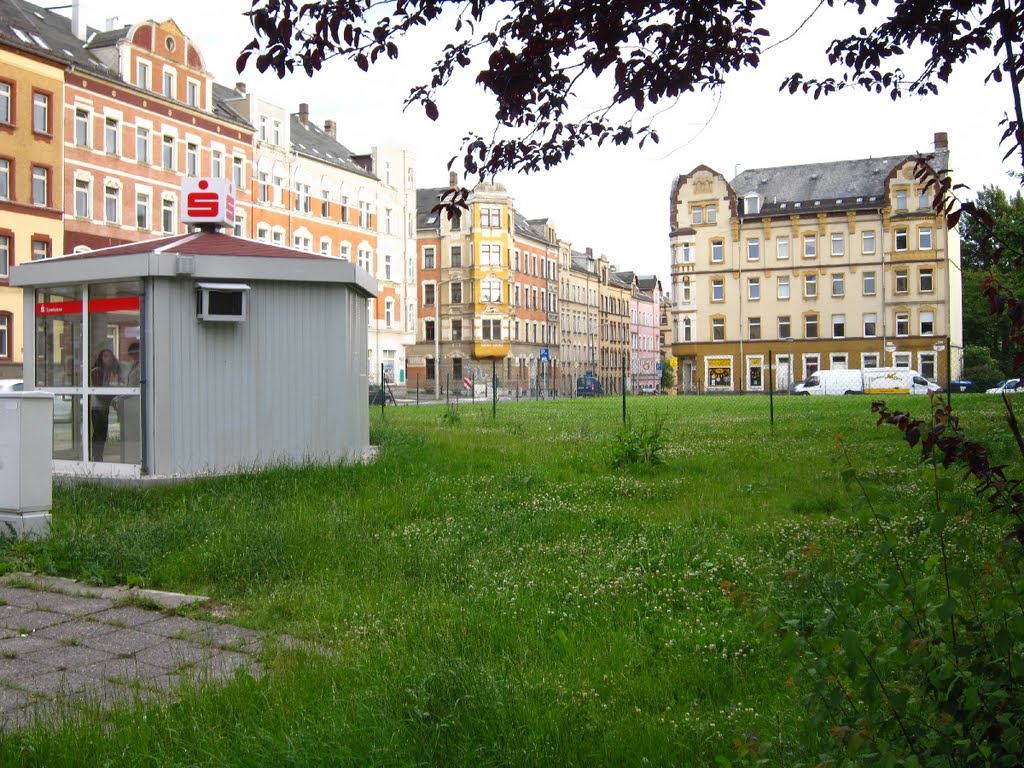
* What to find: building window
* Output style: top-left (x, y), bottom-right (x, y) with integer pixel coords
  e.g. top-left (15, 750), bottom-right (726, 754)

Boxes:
top-left (0, 313), bottom-right (7, 358)
top-left (778, 315), bottom-right (791, 339)
top-left (748, 277), bottom-right (760, 300)
top-left (136, 126), bottom-right (150, 163)
top-left (450, 318), bottom-right (462, 340)
top-left (359, 245), bottom-right (373, 270)
top-left (233, 157), bottom-right (244, 188)
top-left (163, 69), bottom-right (175, 99)
top-left (161, 197), bottom-right (175, 233)
top-left (0, 82), bottom-right (10, 124)
top-left (359, 201), bottom-right (371, 228)
top-left (0, 235), bottom-right (8, 279)
top-left (691, 206), bottom-right (703, 225)
top-left (864, 313), bottom-right (877, 337)
top-left (920, 268), bottom-right (934, 292)
top-left (482, 318), bottom-right (502, 340)
top-left (423, 246), bottom-right (435, 269)
top-left (451, 245), bottom-right (462, 268)
top-left (211, 150), bottom-right (223, 178)
top-left (862, 352), bottom-right (879, 368)
top-left (74, 178), bottom-right (90, 218)
top-left (136, 192), bottom-right (150, 229)
top-left (75, 109), bottom-right (89, 146)
top-left (712, 317), bottom-right (725, 341)
top-left (32, 239), bottom-right (49, 260)
top-left (186, 143), bottom-right (199, 176)
top-left (918, 187), bottom-right (931, 209)
top-left (777, 236), bottom-right (790, 260)
top-left (272, 120), bottom-right (282, 145)
top-left (104, 118), bottom-right (118, 155)
top-left (711, 240), bottom-right (723, 263)
top-left (804, 274), bottom-right (817, 298)
top-left (894, 351), bottom-right (912, 369)
top-left (832, 314), bottom-right (845, 338)
top-left (895, 228), bottom-right (908, 251)
top-left (425, 319), bottom-right (435, 341)
top-left (863, 271), bottom-right (876, 296)
top-left (748, 316), bottom-right (761, 340)
top-left (384, 299), bottom-right (394, 328)
top-left (747, 239), bottom-right (760, 261)
top-left (896, 311), bottom-right (910, 336)
top-left (920, 351), bottom-right (937, 379)
top-left (162, 136), bottom-right (175, 170)
top-left (256, 225), bottom-right (269, 242)
top-left (777, 275), bottom-right (790, 299)
top-left (424, 283), bottom-right (435, 306)
top-left (32, 91), bottom-right (49, 134)
top-left (104, 184), bottom-right (120, 223)
top-left (481, 279), bottom-right (501, 303)
top-left (921, 310), bottom-right (935, 336)
top-left (919, 227), bottom-right (933, 250)
top-left (863, 230), bottom-right (876, 254)
top-left (804, 314), bottom-right (818, 338)
top-left (895, 189), bottom-right (908, 210)
top-left (831, 273), bottom-right (844, 297)
top-left (137, 60), bottom-right (150, 90)
top-left (480, 243), bottom-right (502, 265)
top-left (31, 165), bottom-right (48, 206)
top-left (683, 317), bottom-right (692, 341)
top-left (803, 354), bottom-right (821, 380)
top-left (450, 282), bottom-right (462, 304)
top-left (895, 269), bottom-right (909, 294)
top-left (711, 278), bottom-right (724, 302)
top-left (678, 243), bottom-right (692, 263)
top-left (830, 233), bottom-right (844, 257)
top-left (706, 204), bottom-right (717, 224)
top-left (187, 80), bottom-right (200, 107)
top-left (0, 159), bottom-right (8, 200)
top-left (258, 172), bottom-right (270, 203)
top-left (803, 235), bottom-right (816, 258)
top-left (384, 207), bottom-right (393, 234)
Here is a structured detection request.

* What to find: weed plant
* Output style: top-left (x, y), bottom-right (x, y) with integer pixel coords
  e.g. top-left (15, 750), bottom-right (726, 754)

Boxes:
top-left (0, 395), bottom-right (1013, 766)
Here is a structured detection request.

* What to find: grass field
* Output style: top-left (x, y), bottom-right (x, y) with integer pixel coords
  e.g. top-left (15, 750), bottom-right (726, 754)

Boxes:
top-left (0, 394), bottom-right (1017, 766)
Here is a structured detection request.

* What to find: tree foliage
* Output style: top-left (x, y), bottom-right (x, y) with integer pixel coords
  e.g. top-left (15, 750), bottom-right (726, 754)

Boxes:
top-left (239, 0), bottom-right (1024, 181)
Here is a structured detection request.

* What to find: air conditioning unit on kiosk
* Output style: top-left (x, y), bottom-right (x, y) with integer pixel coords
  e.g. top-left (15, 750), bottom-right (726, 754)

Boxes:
top-left (196, 282), bottom-right (250, 322)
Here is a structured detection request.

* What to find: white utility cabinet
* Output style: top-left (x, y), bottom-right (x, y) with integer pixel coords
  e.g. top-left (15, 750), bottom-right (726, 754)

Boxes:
top-left (0, 392), bottom-right (53, 538)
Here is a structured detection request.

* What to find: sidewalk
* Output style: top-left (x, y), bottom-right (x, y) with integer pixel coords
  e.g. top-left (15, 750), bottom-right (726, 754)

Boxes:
top-left (0, 572), bottom-right (271, 732)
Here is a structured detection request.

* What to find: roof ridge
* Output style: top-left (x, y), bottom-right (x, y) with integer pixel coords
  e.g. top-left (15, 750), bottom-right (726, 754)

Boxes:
top-left (153, 231), bottom-right (204, 253)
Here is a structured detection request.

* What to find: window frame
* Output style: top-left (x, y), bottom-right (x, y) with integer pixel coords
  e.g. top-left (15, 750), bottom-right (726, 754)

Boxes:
top-left (31, 89), bottom-right (51, 135)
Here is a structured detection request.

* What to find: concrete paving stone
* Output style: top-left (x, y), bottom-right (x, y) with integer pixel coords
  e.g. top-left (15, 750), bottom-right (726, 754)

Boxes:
top-left (0, 633), bottom-right (57, 658)
top-left (18, 668), bottom-right (94, 697)
top-left (22, 644), bottom-right (117, 672)
top-left (0, 654), bottom-right (49, 683)
top-left (89, 606), bottom-right (164, 629)
top-left (0, 608), bottom-right (66, 634)
top-left (82, 627), bottom-right (163, 656)
top-left (196, 650), bottom-right (261, 681)
top-left (34, 618), bottom-right (116, 643)
top-left (188, 623), bottom-right (263, 652)
top-left (0, 686), bottom-right (33, 714)
top-left (80, 656), bottom-right (166, 685)
top-left (0, 704), bottom-right (40, 733)
top-left (138, 615), bottom-right (209, 641)
top-left (0, 590), bottom-right (113, 617)
top-left (134, 639), bottom-right (214, 671)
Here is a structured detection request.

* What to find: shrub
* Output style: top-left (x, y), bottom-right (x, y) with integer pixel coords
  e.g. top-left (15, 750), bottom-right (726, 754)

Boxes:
top-left (611, 419), bottom-right (666, 468)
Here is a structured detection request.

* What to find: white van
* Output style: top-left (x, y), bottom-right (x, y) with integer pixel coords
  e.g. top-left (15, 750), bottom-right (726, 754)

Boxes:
top-left (794, 368), bottom-right (940, 395)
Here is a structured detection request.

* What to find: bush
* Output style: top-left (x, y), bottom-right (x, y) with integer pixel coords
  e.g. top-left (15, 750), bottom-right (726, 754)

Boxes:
top-left (611, 419), bottom-right (666, 468)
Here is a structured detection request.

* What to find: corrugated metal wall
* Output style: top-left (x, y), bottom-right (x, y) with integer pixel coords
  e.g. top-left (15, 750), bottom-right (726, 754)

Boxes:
top-left (149, 278), bottom-right (369, 476)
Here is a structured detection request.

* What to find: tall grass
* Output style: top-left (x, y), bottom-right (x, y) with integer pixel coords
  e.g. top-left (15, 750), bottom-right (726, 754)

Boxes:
top-left (0, 395), bottom-right (1011, 766)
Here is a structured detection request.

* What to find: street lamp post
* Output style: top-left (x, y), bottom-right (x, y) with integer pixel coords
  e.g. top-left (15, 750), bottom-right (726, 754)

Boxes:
top-left (434, 281), bottom-right (442, 400)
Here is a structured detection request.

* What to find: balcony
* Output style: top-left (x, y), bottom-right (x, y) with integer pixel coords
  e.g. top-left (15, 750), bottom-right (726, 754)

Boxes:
top-left (474, 339), bottom-right (511, 358)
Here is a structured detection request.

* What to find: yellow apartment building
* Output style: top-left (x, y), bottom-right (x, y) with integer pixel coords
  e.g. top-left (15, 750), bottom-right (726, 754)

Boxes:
top-left (0, 41), bottom-right (63, 375)
top-left (669, 132), bottom-right (962, 393)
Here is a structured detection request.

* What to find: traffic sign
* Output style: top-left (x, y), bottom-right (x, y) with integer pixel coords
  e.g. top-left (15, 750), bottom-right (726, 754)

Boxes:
top-left (539, 347), bottom-right (549, 361)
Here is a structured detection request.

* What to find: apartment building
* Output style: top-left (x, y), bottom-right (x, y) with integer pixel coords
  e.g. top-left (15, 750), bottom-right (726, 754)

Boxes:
top-left (617, 273), bottom-right (663, 393)
top-left (559, 249), bottom-right (598, 393)
top-left (669, 133), bottom-right (962, 392)
top-left (599, 265), bottom-right (632, 395)
top-left (408, 179), bottom-right (561, 394)
top-left (0, 36), bottom-right (64, 373)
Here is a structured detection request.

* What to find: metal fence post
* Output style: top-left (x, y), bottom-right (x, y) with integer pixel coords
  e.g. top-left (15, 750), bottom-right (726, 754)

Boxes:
top-left (621, 356), bottom-right (627, 427)
top-left (768, 350), bottom-right (774, 427)
top-left (492, 359), bottom-right (497, 419)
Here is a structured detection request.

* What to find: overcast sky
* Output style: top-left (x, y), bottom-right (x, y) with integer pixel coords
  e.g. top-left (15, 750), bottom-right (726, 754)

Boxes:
top-left (70, 0), bottom-right (1020, 282)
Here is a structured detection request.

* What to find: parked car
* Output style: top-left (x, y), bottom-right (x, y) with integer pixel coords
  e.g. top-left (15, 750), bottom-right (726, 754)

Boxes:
top-left (368, 383), bottom-right (396, 405)
top-left (0, 379), bottom-right (72, 422)
top-left (638, 385), bottom-right (661, 395)
top-left (576, 375), bottom-right (603, 397)
top-left (986, 379), bottom-right (1022, 394)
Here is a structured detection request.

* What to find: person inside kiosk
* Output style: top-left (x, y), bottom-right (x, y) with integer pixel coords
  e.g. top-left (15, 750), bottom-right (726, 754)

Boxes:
top-left (89, 348), bottom-right (120, 461)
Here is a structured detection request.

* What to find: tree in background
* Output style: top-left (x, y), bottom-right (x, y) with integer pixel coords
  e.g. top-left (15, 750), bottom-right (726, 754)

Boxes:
top-left (240, 1), bottom-right (1024, 185)
top-left (659, 358), bottom-right (675, 391)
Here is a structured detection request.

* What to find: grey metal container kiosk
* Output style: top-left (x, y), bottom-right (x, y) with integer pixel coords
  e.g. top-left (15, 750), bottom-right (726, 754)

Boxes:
top-left (11, 232), bottom-right (377, 481)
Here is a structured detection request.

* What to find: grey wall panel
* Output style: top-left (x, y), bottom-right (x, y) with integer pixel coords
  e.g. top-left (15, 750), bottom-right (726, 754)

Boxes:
top-left (149, 278), bottom-right (370, 477)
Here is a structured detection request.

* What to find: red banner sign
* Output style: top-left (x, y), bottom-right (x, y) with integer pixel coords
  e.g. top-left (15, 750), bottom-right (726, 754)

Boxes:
top-left (36, 300), bottom-right (83, 316)
top-left (35, 296), bottom-right (140, 316)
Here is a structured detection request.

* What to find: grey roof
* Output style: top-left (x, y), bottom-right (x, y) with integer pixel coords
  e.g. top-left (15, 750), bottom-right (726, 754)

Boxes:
top-left (416, 187), bottom-right (447, 230)
top-left (290, 115), bottom-right (376, 179)
top-left (0, 0), bottom-right (250, 131)
top-left (514, 211), bottom-right (549, 243)
top-left (729, 150), bottom-right (950, 217)
top-left (210, 82), bottom-right (252, 129)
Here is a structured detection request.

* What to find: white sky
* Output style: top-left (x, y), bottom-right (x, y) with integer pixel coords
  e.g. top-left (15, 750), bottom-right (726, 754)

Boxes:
top-left (70, 0), bottom-right (1020, 282)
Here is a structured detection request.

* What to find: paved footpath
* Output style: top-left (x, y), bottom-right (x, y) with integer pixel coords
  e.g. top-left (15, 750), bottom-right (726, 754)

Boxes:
top-left (0, 572), bottom-right (271, 732)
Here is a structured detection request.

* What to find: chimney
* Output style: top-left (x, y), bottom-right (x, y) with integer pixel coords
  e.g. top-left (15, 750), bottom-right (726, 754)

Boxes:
top-left (105, 16), bottom-right (119, 31)
top-left (324, 119), bottom-right (336, 138)
top-left (71, 0), bottom-right (87, 40)
top-left (235, 81), bottom-right (246, 95)
top-left (934, 131), bottom-right (948, 151)
top-left (298, 102), bottom-right (309, 125)
top-left (449, 171), bottom-right (458, 188)
top-left (585, 247), bottom-right (593, 258)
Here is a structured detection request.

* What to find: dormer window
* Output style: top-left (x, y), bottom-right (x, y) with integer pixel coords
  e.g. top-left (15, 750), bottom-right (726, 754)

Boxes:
top-left (743, 193), bottom-right (760, 215)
